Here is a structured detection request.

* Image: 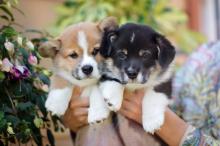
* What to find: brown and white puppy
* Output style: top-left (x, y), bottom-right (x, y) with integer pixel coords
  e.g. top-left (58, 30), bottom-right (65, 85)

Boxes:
top-left (39, 17), bottom-right (117, 123)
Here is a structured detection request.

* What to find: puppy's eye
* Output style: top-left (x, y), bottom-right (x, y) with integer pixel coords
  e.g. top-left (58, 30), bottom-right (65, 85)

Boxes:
top-left (140, 50), bottom-right (151, 58)
top-left (92, 47), bottom-right (99, 56)
top-left (69, 52), bottom-right (78, 59)
top-left (118, 52), bottom-right (127, 60)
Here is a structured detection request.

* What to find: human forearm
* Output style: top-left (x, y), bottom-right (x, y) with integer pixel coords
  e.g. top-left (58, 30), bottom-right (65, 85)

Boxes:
top-left (155, 108), bottom-right (188, 146)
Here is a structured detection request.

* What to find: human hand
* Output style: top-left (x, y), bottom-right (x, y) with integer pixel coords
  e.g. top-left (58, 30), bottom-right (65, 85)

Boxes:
top-left (119, 89), bottom-right (145, 124)
top-left (62, 87), bottom-right (89, 132)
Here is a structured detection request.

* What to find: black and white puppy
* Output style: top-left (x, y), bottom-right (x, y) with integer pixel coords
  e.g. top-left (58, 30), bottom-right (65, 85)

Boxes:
top-left (99, 23), bottom-right (175, 133)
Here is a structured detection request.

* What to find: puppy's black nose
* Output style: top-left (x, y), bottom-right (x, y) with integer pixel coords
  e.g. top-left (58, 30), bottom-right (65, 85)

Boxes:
top-left (82, 65), bottom-right (93, 75)
top-left (126, 70), bottom-right (138, 79)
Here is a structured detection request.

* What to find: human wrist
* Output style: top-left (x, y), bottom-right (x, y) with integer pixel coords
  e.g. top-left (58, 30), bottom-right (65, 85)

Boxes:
top-left (155, 108), bottom-right (188, 146)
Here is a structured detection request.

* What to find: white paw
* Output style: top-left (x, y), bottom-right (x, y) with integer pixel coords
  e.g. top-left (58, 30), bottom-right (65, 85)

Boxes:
top-left (88, 107), bottom-right (110, 124)
top-left (142, 90), bottom-right (169, 133)
top-left (88, 85), bottom-right (110, 124)
top-left (103, 97), bottom-right (122, 111)
top-left (100, 81), bottom-right (124, 111)
top-left (142, 111), bottom-right (164, 134)
top-left (45, 87), bottom-right (72, 116)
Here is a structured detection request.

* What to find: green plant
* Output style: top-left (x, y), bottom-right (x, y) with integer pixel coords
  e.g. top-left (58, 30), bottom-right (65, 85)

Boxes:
top-left (53, 0), bottom-right (205, 53)
top-left (0, 1), bottom-right (63, 146)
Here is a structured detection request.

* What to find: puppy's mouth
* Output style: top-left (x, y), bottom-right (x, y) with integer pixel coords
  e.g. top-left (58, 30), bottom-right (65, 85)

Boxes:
top-left (72, 65), bottom-right (100, 81)
top-left (73, 74), bottom-right (98, 80)
top-left (121, 71), bottom-right (149, 84)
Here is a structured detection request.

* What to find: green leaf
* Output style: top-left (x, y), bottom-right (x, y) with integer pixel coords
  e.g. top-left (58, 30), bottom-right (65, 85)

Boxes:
top-left (0, 72), bottom-right (5, 81)
top-left (0, 15), bottom-right (10, 21)
top-left (0, 118), bottom-right (6, 129)
top-left (17, 102), bottom-right (33, 111)
top-left (2, 26), bottom-right (18, 37)
top-left (6, 115), bottom-right (20, 126)
top-left (38, 73), bottom-right (50, 85)
top-left (36, 95), bottom-right (47, 117)
top-left (34, 117), bottom-right (43, 128)
top-left (12, 5), bottom-right (25, 16)
top-left (0, 111), bottom-right (4, 120)
top-left (0, 5), bottom-right (14, 21)
top-left (7, 125), bottom-right (15, 134)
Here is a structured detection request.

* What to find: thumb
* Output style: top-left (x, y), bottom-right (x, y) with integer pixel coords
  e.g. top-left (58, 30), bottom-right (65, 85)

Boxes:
top-left (72, 86), bottom-right (83, 98)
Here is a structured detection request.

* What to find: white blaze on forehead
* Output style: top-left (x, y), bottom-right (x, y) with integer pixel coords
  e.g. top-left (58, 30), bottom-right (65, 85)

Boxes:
top-left (77, 31), bottom-right (88, 54)
top-left (130, 32), bottom-right (135, 43)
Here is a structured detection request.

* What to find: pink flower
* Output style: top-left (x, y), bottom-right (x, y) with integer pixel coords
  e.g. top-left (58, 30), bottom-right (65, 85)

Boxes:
top-left (10, 65), bottom-right (30, 79)
top-left (28, 54), bottom-right (38, 66)
top-left (1, 58), bottom-right (13, 72)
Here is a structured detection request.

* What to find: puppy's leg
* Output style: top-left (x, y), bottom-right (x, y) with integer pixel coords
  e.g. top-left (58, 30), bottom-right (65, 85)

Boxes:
top-left (142, 89), bottom-right (169, 134)
top-left (99, 81), bottom-right (124, 111)
top-left (45, 86), bottom-right (73, 116)
top-left (87, 85), bottom-right (110, 124)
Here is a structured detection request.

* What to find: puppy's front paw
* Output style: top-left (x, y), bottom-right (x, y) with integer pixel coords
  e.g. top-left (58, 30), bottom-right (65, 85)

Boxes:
top-left (45, 88), bottom-right (72, 116)
top-left (88, 85), bottom-right (110, 124)
top-left (103, 96), bottom-right (122, 111)
top-left (142, 90), bottom-right (169, 133)
top-left (88, 107), bottom-right (110, 124)
top-left (100, 81), bottom-right (124, 111)
top-left (142, 111), bottom-right (164, 134)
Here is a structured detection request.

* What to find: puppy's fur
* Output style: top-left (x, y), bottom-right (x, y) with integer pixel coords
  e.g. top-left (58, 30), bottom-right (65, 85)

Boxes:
top-left (99, 23), bottom-right (175, 133)
top-left (39, 17), bottom-right (117, 123)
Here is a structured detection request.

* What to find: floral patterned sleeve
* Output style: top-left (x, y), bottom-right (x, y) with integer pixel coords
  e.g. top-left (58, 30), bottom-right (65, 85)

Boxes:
top-left (180, 125), bottom-right (220, 146)
top-left (173, 42), bottom-right (220, 146)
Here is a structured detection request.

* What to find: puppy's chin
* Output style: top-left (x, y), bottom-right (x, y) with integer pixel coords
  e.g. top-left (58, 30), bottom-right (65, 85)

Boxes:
top-left (56, 70), bottom-right (98, 87)
top-left (73, 74), bottom-right (100, 81)
top-left (121, 72), bottom-right (148, 85)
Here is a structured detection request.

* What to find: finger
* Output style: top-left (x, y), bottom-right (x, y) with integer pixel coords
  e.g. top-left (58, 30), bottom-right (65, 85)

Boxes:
top-left (77, 116), bottom-right (88, 125)
top-left (124, 89), bottom-right (144, 99)
top-left (119, 109), bottom-right (136, 121)
top-left (72, 107), bottom-right (88, 116)
top-left (135, 89), bottom-right (145, 99)
top-left (124, 90), bottom-right (134, 99)
top-left (121, 100), bottom-right (137, 112)
top-left (124, 91), bottom-right (145, 105)
top-left (70, 98), bottom-right (89, 109)
top-left (72, 86), bottom-right (83, 97)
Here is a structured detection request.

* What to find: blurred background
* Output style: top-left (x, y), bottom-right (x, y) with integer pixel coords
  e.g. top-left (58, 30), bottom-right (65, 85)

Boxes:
top-left (9, 0), bottom-right (220, 67)
top-left (2, 0), bottom-right (220, 145)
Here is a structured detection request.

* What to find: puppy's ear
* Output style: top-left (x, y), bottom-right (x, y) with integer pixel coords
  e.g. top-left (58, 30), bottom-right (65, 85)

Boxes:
top-left (155, 34), bottom-right (175, 68)
top-left (38, 39), bottom-right (61, 58)
top-left (98, 17), bottom-right (119, 58)
top-left (97, 16), bottom-right (118, 32)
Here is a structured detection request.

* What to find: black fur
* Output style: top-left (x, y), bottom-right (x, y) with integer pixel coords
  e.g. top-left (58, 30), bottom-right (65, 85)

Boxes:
top-left (100, 23), bottom-right (175, 84)
top-left (99, 23), bottom-right (175, 145)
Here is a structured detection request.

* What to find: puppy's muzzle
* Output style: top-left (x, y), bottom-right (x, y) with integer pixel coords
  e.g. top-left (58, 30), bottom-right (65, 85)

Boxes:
top-left (125, 67), bottom-right (139, 79)
top-left (82, 65), bottom-right (93, 75)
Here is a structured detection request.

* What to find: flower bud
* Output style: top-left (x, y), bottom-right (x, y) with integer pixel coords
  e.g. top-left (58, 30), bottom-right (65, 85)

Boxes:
top-left (2, 58), bottom-right (13, 72)
top-left (17, 36), bottom-right (23, 46)
top-left (4, 40), bottom-right (14, 56)
top-left (28, 54), bottom-right (38, 66)
top-left (26, 41), bottom-right (35, 50)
